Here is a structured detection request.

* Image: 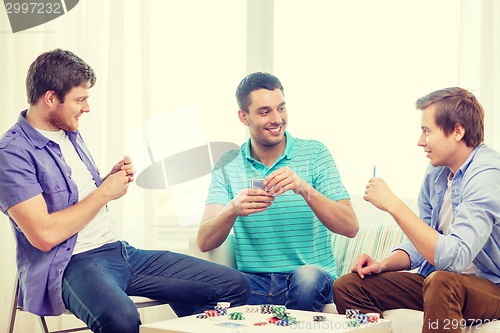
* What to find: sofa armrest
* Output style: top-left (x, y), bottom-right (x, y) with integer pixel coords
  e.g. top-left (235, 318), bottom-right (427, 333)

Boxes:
top-left (188, 234), bottom-right (237, 268)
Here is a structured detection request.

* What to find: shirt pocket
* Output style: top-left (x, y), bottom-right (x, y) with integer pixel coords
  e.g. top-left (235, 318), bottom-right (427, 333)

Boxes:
top-left (39, 177), bottom-right (69, 213)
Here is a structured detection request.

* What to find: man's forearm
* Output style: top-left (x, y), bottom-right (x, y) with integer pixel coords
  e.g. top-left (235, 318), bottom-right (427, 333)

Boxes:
top-left (387, 202), bottom-right (438, 265)
top-left (197, 203), bottom-right (238, 252)
top-left (380, 250), bottom-right (412, 272)
top-left (302, 184), bottom-right (359, 238)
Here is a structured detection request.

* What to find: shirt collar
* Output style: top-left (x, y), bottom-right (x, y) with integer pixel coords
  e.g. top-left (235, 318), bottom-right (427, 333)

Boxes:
top-left (434, 144), bottom-right (484, 190)
top-left (242, 131), bottom-right (295, 163)
top-left (18, 110), bottom-right (80, 148)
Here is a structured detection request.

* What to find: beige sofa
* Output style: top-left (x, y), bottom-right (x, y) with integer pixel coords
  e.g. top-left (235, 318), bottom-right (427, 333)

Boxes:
top-left (189, 223), bottom-right (500, 333)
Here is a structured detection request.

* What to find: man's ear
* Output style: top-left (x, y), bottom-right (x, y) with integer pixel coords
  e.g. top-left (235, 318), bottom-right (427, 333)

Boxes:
top-left (454, 123), bottom-right (465, 142)
top-left (238, 110), bottom-right (249, 126)
top-left (43, 90), bottom-right (58, 107)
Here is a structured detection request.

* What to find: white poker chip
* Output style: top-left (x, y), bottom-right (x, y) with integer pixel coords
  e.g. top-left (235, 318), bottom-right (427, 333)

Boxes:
top-left (217, 302), bottom-right (231, 308)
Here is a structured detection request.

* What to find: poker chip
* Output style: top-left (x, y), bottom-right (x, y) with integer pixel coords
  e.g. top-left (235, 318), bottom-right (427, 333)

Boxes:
top-left (268, 316), bottom-right (280, 324)
top-left (204, 310), bottom-right (219, 317)
top-left (348, 318), bottom-right (360, 327)
top-left (346, 308), bottom-right (359, 319)
top-left (357, 313), bottom-right (367, 324)
top-left (366, 313), bottom-right (380, 323)
top-left (313, 315), bottom-right (326, 322)
top-left (245, 305), bottom-right (260, 313)
top-left (273, 306), bottom-right (288, 319)
top-left (277, 318), bottom-right (297, 326)
top-left (214, 305), bottom-right (227, 316)
top-left (229, 312), bottom-right (244, 320)
top-left (217, 302), bottom-right (230, 308)
top-left (260, 304), bottom-right (275, 314)
top-left (253, 321), bottom-right (267, 326)
top-left (195, 314), bottom-right (207, 319)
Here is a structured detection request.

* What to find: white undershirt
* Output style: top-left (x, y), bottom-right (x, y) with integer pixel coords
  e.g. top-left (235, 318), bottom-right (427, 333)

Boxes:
top-left (37, 129), bottom-right (117, 254)
top-left (438, 175), bottom-right (479, 275)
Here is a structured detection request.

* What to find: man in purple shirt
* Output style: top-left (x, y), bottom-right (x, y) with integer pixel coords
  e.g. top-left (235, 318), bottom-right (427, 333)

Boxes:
top-left (0, 49), bottom-right (249, 333)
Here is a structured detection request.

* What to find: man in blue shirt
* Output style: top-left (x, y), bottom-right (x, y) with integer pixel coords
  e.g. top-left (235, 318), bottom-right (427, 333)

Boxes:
top-left (333, 87), bottom-right (500, 333)
top-left (0, 49), bottom-right (249, 333)
top-left (197, 72), bottom-right (359, 312)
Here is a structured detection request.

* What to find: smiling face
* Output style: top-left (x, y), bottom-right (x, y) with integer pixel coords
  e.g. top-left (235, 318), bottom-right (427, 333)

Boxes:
top-left (238, 88), bottom-right (287, 150)
top-left (418, 104), bottom-right (465, 172)
top-left (48, 85), bottom-right (90, 132)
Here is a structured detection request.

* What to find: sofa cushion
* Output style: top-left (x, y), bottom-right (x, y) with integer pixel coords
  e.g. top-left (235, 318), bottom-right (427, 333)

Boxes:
top-left (332, 223), bottom-right (406, 276)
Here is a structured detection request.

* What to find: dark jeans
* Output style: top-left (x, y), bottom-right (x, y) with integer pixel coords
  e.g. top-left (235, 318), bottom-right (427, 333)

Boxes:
top-left (62, 241), bottom-right (250, 333)
top-left (334, 271), bottom-right (500, 333)
top-left (244, 264), bottom-right (334, 312)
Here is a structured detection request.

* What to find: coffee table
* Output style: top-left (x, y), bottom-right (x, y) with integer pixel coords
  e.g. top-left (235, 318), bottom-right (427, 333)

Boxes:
top-left (139, 306), bottom-right (391, 333)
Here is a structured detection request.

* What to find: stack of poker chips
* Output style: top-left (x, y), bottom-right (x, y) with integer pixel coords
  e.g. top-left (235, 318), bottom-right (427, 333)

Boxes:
top-left (203, 310), bottom-right (219, 318)
top-left (366, 313), bottom-right (380, 323)
top-left (348, 318), bottom-right (360, 327)
top-left (273, 306), bottom-right (289, 319)
top-left (346, 309), bottom-right (361, 327)
top-left (346, 309), bottom-right (380, 327)
top-left (229, 312), bottom-right (245, 320)
top-left (214, 302), bottom-right (230, 316)
top-left (267, 305), bottom-right (298, 326)
top-left (198, 302), bottom-right (231, 319)
top-left (345, 308), bottom-right (359, 319)
top-left (357, 313), bottom-right (367, 324)
top-left (245, 305), bottom-right (260, 313)
top-left (260, 304), bottom-right (275, 314)
top-left (276, 318), bottom-right (298, 326)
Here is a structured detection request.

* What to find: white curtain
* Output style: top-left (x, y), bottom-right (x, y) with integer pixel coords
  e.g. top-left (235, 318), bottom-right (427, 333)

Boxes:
top-left (458, 0), bottom-right (500, 150)
top-left (0, 1), bottom-right (246, 330)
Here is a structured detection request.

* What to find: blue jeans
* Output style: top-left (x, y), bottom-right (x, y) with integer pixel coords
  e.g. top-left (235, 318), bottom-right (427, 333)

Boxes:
top-left (61, 241), bottom-right (250, 333)
top-left (243, 265), bottom-right (334, 312)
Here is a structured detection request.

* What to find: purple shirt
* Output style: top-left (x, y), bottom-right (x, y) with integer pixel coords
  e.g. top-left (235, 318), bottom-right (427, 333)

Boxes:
top-left (0, 111), bottom-right (102, 316)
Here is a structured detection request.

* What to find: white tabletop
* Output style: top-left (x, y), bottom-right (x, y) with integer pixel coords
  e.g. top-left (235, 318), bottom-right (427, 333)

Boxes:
top-left (140, 305), bottom-right (391, 333)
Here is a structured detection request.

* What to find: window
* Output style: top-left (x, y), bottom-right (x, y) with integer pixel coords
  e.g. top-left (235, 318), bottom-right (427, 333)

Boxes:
top-left (273, 0), bottom-right (461, 201)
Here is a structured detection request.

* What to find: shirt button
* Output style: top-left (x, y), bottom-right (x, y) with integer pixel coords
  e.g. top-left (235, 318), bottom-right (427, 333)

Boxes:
top-left (11, 130), bottom-right (16, 134)
top-left (66, 247), bottom-right (71, 251)
top-left (55, 185), bottom-right (60, 191)
top-left (58, 270), bottom-right (63, 274)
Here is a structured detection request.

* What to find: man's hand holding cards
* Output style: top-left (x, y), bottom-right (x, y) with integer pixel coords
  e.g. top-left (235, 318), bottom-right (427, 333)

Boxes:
top-left (250, 178), bottom-right (266, 190)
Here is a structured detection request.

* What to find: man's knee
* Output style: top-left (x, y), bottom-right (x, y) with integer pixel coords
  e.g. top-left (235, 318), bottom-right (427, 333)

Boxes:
top-left (423, 271), bottom-right (462, 297)
top-left (92, 303), bottom-right (141, 333)
top-left (333, 272), bottom-right (361, 294)
top-left (222, 268), bottom-right (251, 305)
top-left (291, 265), bottom-right (333, 287)
top-left (332, 273), bottom-right (364, 312)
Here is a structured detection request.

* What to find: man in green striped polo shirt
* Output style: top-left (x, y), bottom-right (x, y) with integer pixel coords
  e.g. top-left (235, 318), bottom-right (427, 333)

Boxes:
top-left (198, 72), bottom-right (359, 312)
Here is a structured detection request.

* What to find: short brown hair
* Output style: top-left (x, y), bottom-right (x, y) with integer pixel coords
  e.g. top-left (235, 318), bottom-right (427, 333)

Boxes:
top-left (26, 49), bottom-right (96, 104)
top-left (416, 87), bottom-right (484, 148)
top-left (236, 72), bottom-right (284, 113)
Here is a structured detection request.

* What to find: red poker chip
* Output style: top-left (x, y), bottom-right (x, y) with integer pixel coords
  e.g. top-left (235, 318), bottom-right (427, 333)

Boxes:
top-left (268, 316), bottom-right (280, 324)
top-left (204, 310), bottom-right (219, 317)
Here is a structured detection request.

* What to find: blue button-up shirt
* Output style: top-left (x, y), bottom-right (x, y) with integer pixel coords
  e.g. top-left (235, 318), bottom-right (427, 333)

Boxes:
top-left (397, 144), bottom-right (500, 284)
top-left (0, 111), bottom-right (102, 316)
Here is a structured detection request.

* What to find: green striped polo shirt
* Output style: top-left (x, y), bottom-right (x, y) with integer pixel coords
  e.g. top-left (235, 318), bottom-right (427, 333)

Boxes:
top-left (205, 132), bottom-right (349, 278)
